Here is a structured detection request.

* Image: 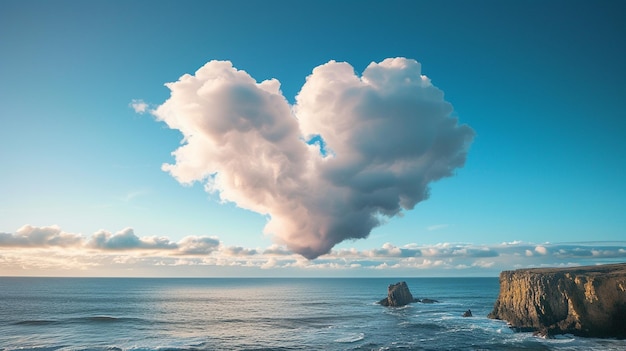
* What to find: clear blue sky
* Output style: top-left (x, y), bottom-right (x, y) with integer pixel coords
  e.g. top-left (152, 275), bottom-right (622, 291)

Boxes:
top-left (1, 0), bottom-right (624, 276)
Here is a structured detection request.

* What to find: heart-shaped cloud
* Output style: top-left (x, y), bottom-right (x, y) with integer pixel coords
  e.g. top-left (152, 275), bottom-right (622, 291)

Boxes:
top-left (152, 58), bottom-right (475, 259)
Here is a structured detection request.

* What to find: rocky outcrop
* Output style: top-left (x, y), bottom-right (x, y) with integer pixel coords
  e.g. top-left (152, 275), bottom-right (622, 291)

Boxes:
top-left (488, 263), bottom-right (626, 338)
top-left (378, 281), bottom-right (440, 307)
top-left (378, 281), bottom-right (418, 307)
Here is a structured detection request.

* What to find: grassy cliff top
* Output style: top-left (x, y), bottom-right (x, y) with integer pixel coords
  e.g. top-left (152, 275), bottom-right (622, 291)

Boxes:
top-left (505, 262), bottom-right (626, 276)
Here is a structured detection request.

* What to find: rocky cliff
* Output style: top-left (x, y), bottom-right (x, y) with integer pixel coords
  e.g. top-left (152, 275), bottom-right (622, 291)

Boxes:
top-left (488, 263), bottom-right (626, 338)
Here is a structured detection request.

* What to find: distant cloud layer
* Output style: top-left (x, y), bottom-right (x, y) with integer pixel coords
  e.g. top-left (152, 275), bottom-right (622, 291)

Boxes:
top-left (1, 225), bottom-right (625, 276)
top-left (0, 225), bottom-right (219, 255)
top-left (151, 58), bottom-right (475, 259)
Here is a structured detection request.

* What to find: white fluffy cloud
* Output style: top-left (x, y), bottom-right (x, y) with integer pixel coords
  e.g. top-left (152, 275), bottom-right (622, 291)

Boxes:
top-left (176, 236), bottom-right (221, 255)
top-left (152, 58), bottom-right (475, 259)
top-left (130, 99), bottom-right (149, 114)
top-left (88, 228), bottom-right (178, 250)
top-left (0, 225), bottom-right (84, 247)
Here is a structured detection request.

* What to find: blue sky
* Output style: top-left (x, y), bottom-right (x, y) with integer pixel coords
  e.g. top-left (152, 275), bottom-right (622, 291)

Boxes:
top-left (1, 0), bottom-right (624, 276)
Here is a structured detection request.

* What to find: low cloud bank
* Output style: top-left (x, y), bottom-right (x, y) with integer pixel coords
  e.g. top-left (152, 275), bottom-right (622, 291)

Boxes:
top-left (0, 225), bottom-right (219, 255)
top-left (0, 225), bottom-right (83, 248)
top-left (1, 225), bottom-right (624, 276)
top-left (151, 58), bottom-right (475, 258)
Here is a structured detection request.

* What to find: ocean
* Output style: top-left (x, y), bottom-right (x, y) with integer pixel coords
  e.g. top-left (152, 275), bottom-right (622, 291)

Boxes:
top-left (0, 277), bottom-right (623, 351)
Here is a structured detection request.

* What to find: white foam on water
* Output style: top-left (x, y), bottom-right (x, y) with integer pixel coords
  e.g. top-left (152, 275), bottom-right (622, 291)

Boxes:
top-left (334, 332), bottom-right (365, 343)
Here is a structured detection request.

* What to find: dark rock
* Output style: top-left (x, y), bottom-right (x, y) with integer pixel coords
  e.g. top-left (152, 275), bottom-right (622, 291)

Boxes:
top-left (462, 309), bottom-right (472, 317)
top-left (488, 263), bottom-right (626, 338)
top-left (378, 281), bottom-right (418, 307)
top-left (420, 298), bottom-right (439, 304)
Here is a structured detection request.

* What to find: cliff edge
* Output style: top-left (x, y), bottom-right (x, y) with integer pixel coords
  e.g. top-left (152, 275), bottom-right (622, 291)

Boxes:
top-left (488, 263), bottom-right (626, 338)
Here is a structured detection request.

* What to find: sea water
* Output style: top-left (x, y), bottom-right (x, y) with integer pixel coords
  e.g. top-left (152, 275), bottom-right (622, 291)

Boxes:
top-left (0, 277), bottom-right (623, 350)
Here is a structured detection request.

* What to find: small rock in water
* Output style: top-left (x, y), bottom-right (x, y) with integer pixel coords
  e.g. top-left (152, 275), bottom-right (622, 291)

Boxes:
top-left (462, 309), bottom-right (472, 317)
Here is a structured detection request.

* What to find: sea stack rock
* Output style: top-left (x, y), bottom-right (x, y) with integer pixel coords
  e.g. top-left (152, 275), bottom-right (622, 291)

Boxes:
top-left (378, 281), bottom-right (417, 307)
top-left (488, 263), bottom-right (626, 338)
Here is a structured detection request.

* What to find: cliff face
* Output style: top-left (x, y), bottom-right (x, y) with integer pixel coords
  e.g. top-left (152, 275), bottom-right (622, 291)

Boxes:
top-left (488, 263), bottom-right (626, 338)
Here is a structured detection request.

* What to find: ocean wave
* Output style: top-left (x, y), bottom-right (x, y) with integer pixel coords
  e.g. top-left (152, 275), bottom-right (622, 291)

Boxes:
top-left (397, 321), bottom-right (447, 332)
top-left (85, 316), bottom-right (121, 322)
top-left (334, 332), bottom-right (365, 343)
top-left (2, 347), bottom-right (68, 351)
top-left (12, 316), bottom-right (151, 327)
top-left (301, 301), bottom-right (331, 306)
top-left (74, 316), bottom-right (152, 324)
top-left (13, 320), bottom-right (58, 326)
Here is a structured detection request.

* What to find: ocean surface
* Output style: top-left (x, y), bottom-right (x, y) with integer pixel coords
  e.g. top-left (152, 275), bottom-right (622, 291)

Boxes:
top-left (0, 277), bottom-right (624, 351)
